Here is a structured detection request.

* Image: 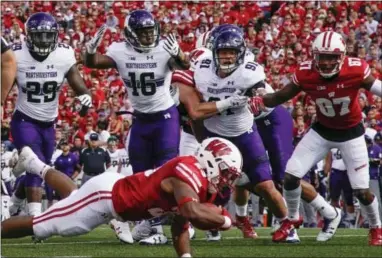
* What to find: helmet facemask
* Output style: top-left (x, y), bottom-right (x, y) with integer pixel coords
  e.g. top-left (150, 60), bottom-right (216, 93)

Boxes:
top-left (27, 30), bottom-right (58, 56)
top-left (124, 22), bottom-right (160, 52)
top-left (314, 52), bottom-right (345, 78)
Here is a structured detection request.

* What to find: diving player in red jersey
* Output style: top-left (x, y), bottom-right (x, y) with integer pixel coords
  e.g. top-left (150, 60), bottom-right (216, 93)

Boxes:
top-left (2, 137), bottom-right (242, 257)
top-left (249, 31), bottom-right (382, 246)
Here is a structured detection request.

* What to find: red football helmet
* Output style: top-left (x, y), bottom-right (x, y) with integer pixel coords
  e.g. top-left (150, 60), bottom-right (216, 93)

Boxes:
top-left (312, 31), bottom-right (346, 78)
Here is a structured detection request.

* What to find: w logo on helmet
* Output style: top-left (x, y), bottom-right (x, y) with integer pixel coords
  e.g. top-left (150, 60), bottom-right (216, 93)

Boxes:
top-left (205, 139), bottom-right (232, 157)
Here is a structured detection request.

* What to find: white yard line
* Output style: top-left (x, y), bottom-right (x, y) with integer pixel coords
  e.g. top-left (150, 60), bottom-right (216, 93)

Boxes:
top-left (2, 234), bottom-right (367, 246)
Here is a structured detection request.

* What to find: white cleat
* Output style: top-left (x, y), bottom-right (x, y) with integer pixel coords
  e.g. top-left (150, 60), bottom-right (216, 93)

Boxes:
top-left (286, 229), bottom-right (300, 243)
top-left (132, 220), bottom-right (152, 241)
top-left (188, 224), bottom-right (196, 240)
top-left (206, 230), bottom-right (221, 241)
top-left (139, 233), bottom-right (168, 245)
top-left (12, 147), bottom-right (37, 177)
top-left (271, 219), bottom-right (281, 235)
top-left (316, 207), bottom-right (342, 242)
top-left (112, 221), bottom-right (134, 244)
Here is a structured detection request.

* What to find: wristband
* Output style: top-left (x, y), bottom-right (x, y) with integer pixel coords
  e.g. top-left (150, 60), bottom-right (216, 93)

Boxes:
top-left (215, 99), bottom-right (229, 113)
top-left (221, 215), bottom-right (232, 229)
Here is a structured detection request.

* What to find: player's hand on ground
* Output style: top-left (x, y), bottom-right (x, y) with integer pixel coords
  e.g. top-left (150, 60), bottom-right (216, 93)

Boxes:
top-left (163, 33), bottom-right (180, 57)
top-left (76, 94), bottom-right (92, 108)
top-left (86, 24), bottom-right (107, 54)
top-left (247, 96), bottom-right (265, 116)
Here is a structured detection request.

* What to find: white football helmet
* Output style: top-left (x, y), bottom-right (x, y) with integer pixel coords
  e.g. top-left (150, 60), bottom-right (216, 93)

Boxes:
top-left (312, 31), bottom-right (346, 78)
top-left (195, 137), bottom-right (243, 194)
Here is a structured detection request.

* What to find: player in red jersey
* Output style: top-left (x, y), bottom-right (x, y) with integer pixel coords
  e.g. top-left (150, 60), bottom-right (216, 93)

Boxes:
top-left (249, 31), bottom-right (382, 246)
top-left (2, 137), bottom-right (243, 257)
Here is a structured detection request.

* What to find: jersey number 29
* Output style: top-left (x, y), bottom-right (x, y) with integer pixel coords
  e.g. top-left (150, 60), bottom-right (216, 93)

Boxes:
top-left (25, 81), bottom-right (58, 103)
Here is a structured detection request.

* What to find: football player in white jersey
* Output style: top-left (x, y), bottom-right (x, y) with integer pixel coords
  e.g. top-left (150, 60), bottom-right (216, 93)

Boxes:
top-left (106, 137), bottom-right (122, 174)
top-left (172, 30), bottom-right (288, 240)
top-left (1, 143), bottom-right (14, 221)
top-left (9, 13), bottom-right (92, 219)
top-left (84, 9), bottom-right (191, 245)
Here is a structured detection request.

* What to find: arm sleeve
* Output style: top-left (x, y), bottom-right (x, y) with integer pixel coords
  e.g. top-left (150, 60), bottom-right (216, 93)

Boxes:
top-left (1, 37), bottom-right (10, 54)
top-left (171, 70), bottom-right (195, 87)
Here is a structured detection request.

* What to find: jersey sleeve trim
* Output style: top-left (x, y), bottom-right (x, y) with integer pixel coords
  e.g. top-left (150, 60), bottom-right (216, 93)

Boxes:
top-left (363, 65), bottom-right (371, 79)
top-left (292, 73), bottom-right (300, 86)
top-left (172, 70), bottom-right (195, 87)
top-left (175, 162), bottom-right (202, 193)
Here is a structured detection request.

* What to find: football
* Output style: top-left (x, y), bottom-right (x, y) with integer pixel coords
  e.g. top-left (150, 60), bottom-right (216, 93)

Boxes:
top-left (189, 203), bottom-right (224, 230)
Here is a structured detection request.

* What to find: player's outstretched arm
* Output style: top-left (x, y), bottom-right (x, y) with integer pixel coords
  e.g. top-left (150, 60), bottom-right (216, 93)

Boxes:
top-left (262, 81), bottom-right (301, 108)
top-left (66, 65), bottom-right (92, 115)
top-left (171, 214), bottom-right (192, 258)
top-left (1, 38), bottom-right (16, 103)
top-left (175, 82), bottom-right (247, 120)
top-left (83, 25), bottom-right (116, 69)
top-left (362, 74), bottom-right (382, 97)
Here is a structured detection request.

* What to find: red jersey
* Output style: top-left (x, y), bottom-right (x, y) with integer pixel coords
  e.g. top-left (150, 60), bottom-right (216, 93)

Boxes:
top-left (111, 156), bottom-right (210, 221)
top-left (292, 57), bottom-right (370, 129)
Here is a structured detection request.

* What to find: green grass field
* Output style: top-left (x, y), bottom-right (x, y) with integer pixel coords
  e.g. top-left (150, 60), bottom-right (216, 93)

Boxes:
top-left (2, 226), bottom-right (381, 257)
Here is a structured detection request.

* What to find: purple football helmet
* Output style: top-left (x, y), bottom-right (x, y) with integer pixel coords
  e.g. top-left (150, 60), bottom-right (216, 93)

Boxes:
top-left (207, 24), bottom-right (244, 50)
top-left (213, 30), bottom-right (246, 73)
top-left (124, 10), bottom-right (160, 51)
top-left (25, 12), bottom-right (59, 56)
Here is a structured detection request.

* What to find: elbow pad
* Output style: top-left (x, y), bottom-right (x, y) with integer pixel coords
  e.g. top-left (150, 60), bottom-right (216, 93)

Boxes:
top-left (370, 79), bottom-right (382, 97)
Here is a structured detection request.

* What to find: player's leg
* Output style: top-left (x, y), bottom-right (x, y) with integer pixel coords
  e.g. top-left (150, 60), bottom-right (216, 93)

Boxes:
top-left (10, 118), bottom-right (46, 216)
top-left (342, 172), bottom-right (356, 228)
top-left (139, 107), bottom-right (180, 245)
top-left (256, 106), bottom-right (294, 192)
top-left (127, 117), bottom-right (153, 172)
top-left (2, 171), bottom-right (123, 240)
top-left (9, 175), bottom-right (26, 216)
top-left (329, 169), bottom-right (344, 208)
top-left (42, 126), bottom-right (56, 208)
top-left (339, 136), bottom-right (382, 245)
top-left (369, 179), bottom-right (382, 222)
top-left (275, 129), bottom-right (339, 242)
top-left (179, 129), bottom-right (199, 156)
top-left (232, 126), bottom-right (285, 239)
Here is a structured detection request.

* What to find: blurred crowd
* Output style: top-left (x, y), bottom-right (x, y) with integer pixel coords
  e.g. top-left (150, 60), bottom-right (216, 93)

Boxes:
top-left (1, 1), bottom-right (381, 149)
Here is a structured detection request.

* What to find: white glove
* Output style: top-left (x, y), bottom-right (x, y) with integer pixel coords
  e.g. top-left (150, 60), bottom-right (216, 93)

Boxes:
top-left (163, 33), bottom-right (180, 57)
top-left (321, 176), bottom-right (329, 188)
top-left (86, 24), bottom-right (107, 54)
top-left (76, 94), bottom-right (92, 108)
top-left (216, 94), bottom-right (248, 113)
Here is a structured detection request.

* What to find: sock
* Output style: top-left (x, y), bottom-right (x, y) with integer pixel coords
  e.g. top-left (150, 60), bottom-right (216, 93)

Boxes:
top-left (11, 195), bottom-right (23, 207)
top-left (27, 202), bottom-right (42, 216)
top-left (149, 217), bottom-right (163, 234)
top-left (346, 212), bottom-right (355, 220)
top-left (361, 197), bottom-right (382, 228)
top-left (284, 185), bottom-right (302, 220)
top-left (235, 204), bottom-right (248, 217)
top-left (309, 194), bottom-right (337, 220)
top-left (26, 157), bottom-right (51, 179)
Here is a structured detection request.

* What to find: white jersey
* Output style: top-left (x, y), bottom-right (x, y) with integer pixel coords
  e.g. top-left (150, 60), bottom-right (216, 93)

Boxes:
top-left (106, 41), bottom-right (174, 113)
top-left (107, 149), bottom-right (121, 173)
top-left (331, 149), bottom-right (346, 171)
top-left (194, 56), bottom-right (266, 137)
top-left (12, 42), bottom-right (76, 122)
